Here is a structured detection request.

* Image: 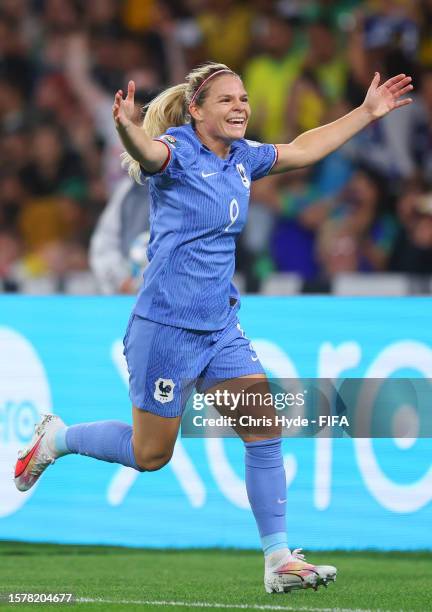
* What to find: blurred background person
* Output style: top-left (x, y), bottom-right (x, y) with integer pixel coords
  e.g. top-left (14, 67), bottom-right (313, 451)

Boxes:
top-left (89, 177), bottom-right (150, 295)
top-left (390, 185), bottom-right (432, 275)
top-left (63, 12), bottom-right (187, 195)
top-left (196, 0), bottom-right (255, 73)
top-left (243, 12), bottom-right (304, 142)
top-left (285, 18), bottom-right (348, 140)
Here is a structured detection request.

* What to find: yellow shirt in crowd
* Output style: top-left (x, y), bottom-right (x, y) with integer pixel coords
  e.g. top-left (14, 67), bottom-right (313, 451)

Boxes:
top-left (243, 52), bottom-right (305, 143)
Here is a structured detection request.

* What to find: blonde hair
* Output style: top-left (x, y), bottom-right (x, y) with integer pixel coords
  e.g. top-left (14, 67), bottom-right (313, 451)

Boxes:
top-left (122, 62), bottom-right (239, 183)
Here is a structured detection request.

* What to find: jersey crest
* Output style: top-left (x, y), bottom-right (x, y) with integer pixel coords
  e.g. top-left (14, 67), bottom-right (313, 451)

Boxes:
top-left (154, 378), bottom-right (175, 403)
top-left (236, 163), bottom-right (250, 189)
top-left (161, 135), bottom-right (177, 146)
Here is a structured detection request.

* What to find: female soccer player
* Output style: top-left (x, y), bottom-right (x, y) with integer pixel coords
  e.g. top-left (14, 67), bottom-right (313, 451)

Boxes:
top-left (15, 62), bottom-right (412, 594)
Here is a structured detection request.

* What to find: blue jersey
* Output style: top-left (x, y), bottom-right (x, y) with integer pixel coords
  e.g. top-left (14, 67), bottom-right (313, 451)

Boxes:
top-left (134, 123), bottom-right (277, 330)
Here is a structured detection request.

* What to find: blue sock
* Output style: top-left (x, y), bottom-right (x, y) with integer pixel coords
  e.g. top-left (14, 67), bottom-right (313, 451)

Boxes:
top-left (245, 437), bottom-right (288, 556)
top-left (65, 421), bottom-right (143, 471)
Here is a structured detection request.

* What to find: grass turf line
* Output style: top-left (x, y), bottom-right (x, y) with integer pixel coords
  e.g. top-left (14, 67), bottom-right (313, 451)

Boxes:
top-left (0, 542), bottom-right (430, 612)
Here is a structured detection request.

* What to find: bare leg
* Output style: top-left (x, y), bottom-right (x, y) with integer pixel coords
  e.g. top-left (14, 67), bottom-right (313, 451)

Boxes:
top-left (132, 407), bottom-right (181, 471)
top-left (205, 373), bottom-right (281, 442)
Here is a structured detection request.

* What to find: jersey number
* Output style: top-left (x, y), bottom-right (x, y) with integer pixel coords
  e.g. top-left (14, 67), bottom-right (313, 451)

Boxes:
top-left (224, 198), bottom-right (239, 232)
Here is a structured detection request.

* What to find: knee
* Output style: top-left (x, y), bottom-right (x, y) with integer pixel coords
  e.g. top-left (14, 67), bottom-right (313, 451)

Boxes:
top-left (134, 447), bottom-right (173, 472)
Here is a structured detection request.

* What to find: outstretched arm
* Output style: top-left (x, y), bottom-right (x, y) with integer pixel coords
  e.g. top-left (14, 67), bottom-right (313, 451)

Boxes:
top-left (271, 72), bottom-right (413, 173)
top-left (113, 80), bottom-right (168, 173)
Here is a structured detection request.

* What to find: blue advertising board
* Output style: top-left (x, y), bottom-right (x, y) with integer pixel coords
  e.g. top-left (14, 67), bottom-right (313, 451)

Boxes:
top-left (0, 296), bottom-right (431, 549)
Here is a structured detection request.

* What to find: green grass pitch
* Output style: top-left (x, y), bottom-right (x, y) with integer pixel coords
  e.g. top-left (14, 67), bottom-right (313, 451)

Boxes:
top-left (0, 542), bottom-right (430, 611)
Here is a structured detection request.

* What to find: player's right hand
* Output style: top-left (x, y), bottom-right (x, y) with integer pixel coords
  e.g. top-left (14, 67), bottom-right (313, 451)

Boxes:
top-left (113, 80), bottom-right (136, 130)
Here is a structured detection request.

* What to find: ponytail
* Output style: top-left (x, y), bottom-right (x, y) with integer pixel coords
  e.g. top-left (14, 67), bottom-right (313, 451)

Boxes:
top-left (122, 62), bottom-right (238, 183)
top-left (121, 83), bottom-right (189, 183)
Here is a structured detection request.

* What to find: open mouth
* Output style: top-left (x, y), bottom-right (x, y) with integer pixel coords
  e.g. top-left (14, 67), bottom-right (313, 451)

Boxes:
top-left (226, 117), bottom-right (246, 126)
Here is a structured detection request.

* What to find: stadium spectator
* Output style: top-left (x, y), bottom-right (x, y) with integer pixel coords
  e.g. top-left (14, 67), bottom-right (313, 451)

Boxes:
top-left (418, 0), bottom-right (432, 69)
top-left (19, 122), bottom-right (86, 200)
top-left (413, 68), bottom-right (432, 185)
top-left (271, 170), bottom-right (321, 280)
top-left (121, 0), bottom-right (157, 33)
top-left (0, 11), bottom-right (35, 96)
top-left (12, 122), bottom-right (89, 281)
top-left (285, 19), bottom-right (348, 138)
top-left (196, 0), bottom-right (255, 73)
top-left (0, 122), bottom-right (29, 173)
top-left (63, 20), bottom-right (186, 194)
top-left (312, 169), bottom-right (398, 281)
top-left (270, 103), bottom-right (356, 281)
top-left (243, 13), bottom-right (305, 141)
top-left (316, 219), bottom-right (361, 281)
top-left (84, 0), bottom-right (122, 30)
top-left (238, 173), bottom-right (281, 291)
top-left (89, 177), bottom-right (150, 294)
top-left (0, 79), bottom-right (27, 132)
top-left (344, 7), bottom-right (420, 187)
top-left (298, 0), bottom-right (362, 29)
top-left (390, 185), bottom-right (432, 274)
top-left (0, 168), bottom-right (25, 230)
top-left (0, 231), bottom-right (21, 291)
top-left (64, 31), bottom-right (153, 194)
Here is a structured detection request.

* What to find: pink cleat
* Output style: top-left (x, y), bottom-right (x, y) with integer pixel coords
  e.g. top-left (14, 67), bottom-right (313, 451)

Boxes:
top-left (264, 549), bottom-right (337, 593)
top-left (14, 414), bottom-right (65, 492)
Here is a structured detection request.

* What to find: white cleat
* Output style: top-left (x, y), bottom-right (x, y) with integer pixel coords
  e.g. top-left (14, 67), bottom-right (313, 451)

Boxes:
top-left (315, 563), bottom-right (337, 586)
top-left (14, 414), bottom-right (65, 492)
top-left (289, 548), bottom-right (337, 587)
top-left (264, 549), bottom-right (337, 594)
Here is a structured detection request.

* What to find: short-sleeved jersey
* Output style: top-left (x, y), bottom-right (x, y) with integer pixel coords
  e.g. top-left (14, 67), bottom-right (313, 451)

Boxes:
top-left (134, 123), bottom-right (277, 330)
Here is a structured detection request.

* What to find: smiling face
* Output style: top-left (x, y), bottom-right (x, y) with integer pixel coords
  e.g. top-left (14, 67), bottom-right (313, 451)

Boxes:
top-left (190, 74), bottom-right (251, 144)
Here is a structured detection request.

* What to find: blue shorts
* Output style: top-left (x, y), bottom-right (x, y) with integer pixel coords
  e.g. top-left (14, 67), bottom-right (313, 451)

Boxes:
top-left (122, 304), bottom-right (264, 417)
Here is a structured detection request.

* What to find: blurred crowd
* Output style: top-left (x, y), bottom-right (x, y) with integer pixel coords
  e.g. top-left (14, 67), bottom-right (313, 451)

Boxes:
top-left (1, 0), bottom-right (432, 293)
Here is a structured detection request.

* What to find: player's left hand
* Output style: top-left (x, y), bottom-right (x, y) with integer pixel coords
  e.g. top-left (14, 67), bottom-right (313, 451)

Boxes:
top-left (362, 72), bottom-right (413, 119)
